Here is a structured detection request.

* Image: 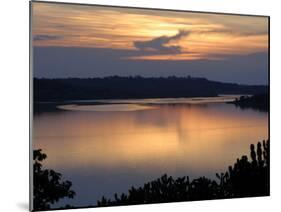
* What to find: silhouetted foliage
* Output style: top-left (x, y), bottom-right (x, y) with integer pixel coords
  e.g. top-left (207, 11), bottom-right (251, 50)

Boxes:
top-left (230, 93), bottom-right (269, 112)
top-left (218, 140), bottom-right (269, 197)
top-left (33, 77), bottom-right (267, 102)
top-left (33, 149), bottom-right (76, 211)
top-left (32, 141), bottom-right (269, 210)
top-left (97, 140), bottom-right (269, 206)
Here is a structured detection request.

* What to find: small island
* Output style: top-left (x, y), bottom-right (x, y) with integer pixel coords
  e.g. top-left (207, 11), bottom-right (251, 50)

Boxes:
top-left (229, 93), bottom-right (269, 112)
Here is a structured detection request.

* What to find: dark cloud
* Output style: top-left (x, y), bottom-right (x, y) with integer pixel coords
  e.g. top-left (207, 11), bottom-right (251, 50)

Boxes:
top-left (134, 30), bottom-right (190, 54)
top-left (33, 34), bottom-right (64, 41)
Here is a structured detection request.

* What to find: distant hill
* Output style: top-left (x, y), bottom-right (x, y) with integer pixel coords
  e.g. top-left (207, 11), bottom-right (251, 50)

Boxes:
top-left (33, 76), bottom-right (268, 102)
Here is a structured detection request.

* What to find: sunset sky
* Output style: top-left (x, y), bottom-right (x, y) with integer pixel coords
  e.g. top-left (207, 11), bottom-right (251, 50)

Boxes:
top-left (32, 2), bottom-right (269, 84)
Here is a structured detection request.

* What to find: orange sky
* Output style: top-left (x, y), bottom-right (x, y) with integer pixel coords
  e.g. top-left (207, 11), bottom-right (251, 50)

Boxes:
top-left (32, 2), bottom-right (268, 61)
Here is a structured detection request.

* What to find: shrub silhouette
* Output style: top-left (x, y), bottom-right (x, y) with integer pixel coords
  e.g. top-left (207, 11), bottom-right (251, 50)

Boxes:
top-left (231, 94), bottom-right (269, 112)
top-left (32, 140), bottom-right (269, 209)
top-left (97, 140), bottom-right (269, 206)
top-left (33, 149), bottom-right (76, 211)
top-left (219, 140), bottom-right (269, 197)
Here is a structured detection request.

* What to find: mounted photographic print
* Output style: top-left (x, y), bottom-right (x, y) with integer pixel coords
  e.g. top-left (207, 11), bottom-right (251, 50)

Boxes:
top-left (30, 1), bottom-right (269, 211)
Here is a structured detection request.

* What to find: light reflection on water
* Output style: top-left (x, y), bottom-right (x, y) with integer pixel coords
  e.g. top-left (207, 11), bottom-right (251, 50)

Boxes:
top-left (57, 103), bottom-right (157, 112)
top-left (33, 97), bottom-right (268, 207)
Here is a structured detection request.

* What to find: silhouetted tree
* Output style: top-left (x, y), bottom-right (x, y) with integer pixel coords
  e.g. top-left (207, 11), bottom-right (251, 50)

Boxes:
top-left (97, 140), bottom-right (269, 206)
top-left (231, 94), bottom-right (269, 111)
top-left (33, 149), bottom-right (76, 211)
top-left (219, 140), bottom-right (269, 197)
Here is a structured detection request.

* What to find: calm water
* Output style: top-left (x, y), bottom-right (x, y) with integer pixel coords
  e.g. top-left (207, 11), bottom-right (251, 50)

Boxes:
top-left (33, 96), bottom-right (268, 207)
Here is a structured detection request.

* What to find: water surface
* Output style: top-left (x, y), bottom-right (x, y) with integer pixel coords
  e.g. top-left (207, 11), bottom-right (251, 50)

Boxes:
top-left (33, 96), bottom-right (268, 207)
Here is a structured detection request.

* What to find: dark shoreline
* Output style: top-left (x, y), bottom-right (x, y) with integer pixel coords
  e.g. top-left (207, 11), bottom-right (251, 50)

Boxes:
top-left (227, 94), bottom-right (269, 112)
top-left (33, 77), bottom-right (267, 102)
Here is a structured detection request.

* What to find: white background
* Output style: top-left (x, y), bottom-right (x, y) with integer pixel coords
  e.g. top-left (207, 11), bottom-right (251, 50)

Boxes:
top-left (0, 0), bottom-right (280, 211)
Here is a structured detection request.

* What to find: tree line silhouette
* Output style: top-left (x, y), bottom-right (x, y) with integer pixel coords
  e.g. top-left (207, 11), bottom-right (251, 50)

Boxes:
top-left (33, 140), bottom-right (269, 210)
top-left (34, 77), bottom-right (267, 102)
top-left (97, 140), bottom-right (269, 206)
top-left (230, 93), bottom-right (269, 112)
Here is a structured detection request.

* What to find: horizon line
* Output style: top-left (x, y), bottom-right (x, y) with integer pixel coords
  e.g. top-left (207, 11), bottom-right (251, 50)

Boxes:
top-left (33, 76), bottom-right (269, 87)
